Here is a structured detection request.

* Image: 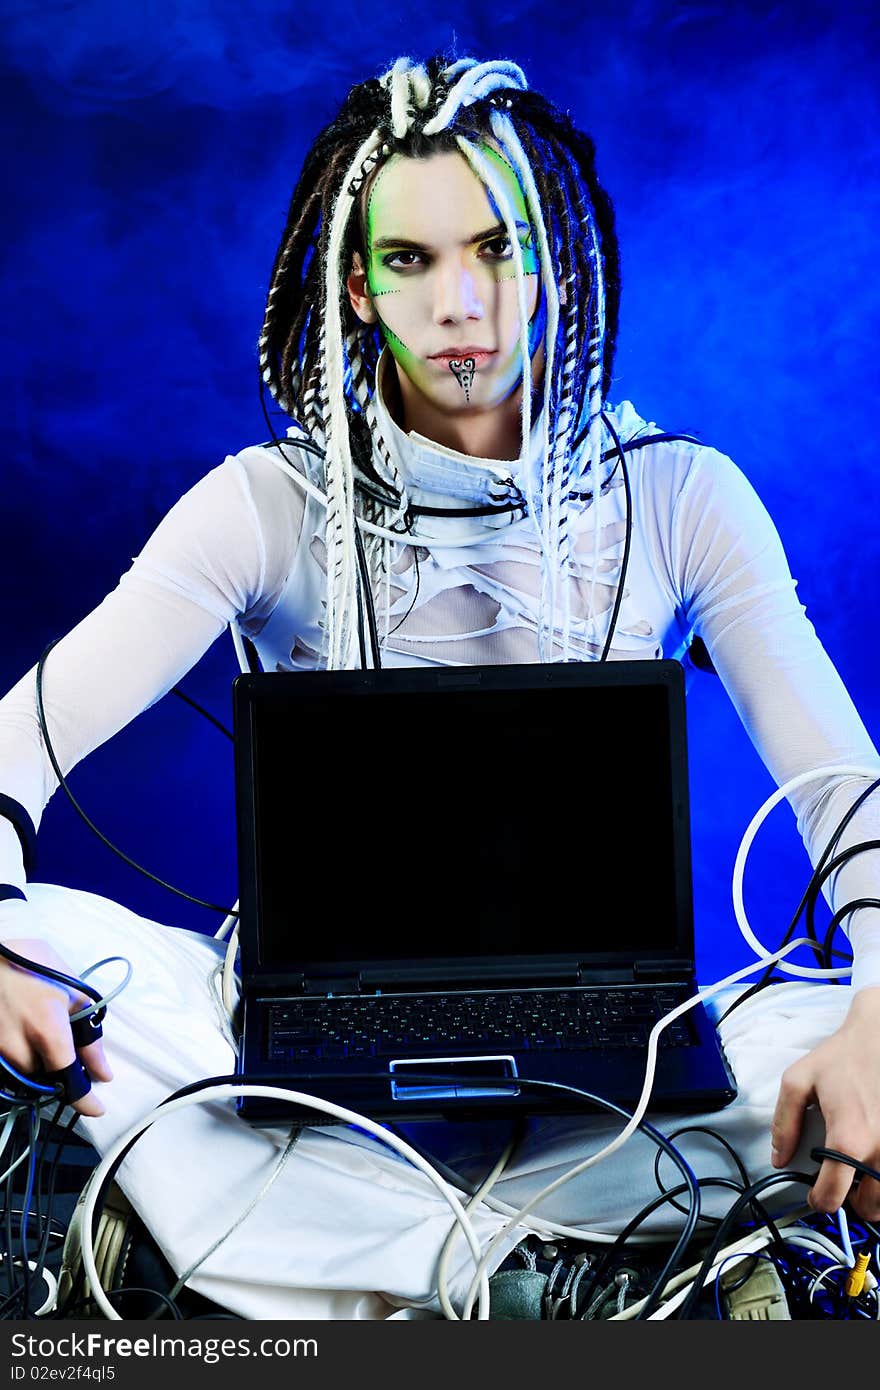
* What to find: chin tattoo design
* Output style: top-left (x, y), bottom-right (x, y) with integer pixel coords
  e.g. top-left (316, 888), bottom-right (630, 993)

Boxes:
top-left (447, 356), bottom-right (476, 402)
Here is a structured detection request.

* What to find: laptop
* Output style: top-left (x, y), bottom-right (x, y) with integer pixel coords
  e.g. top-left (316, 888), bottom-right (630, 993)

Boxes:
top-left (232, 660), bottom-right (737, 1124)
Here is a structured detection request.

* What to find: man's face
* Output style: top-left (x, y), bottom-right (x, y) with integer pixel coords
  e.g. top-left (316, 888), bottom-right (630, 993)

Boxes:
top-left (350, 146), bottom-right (543, 416)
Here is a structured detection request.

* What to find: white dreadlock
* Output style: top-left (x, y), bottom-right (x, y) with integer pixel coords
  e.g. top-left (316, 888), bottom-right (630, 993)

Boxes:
top-left (320, 128), bottom-right (386, 667)
top-left (420, 59), bottom-right (527, 135)
top-left (486, 111), bottom-right (564, 661)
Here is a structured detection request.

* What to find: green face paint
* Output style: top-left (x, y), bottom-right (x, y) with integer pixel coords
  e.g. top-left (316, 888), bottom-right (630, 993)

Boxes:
top-left (358, 144), bottom-right (543, 422)
top-left (475, 142), bottom-right (539, 280)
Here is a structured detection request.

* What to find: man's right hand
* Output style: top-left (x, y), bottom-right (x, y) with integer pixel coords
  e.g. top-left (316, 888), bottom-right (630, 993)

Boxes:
top-left (0, 937), bottom-right (113, 1116)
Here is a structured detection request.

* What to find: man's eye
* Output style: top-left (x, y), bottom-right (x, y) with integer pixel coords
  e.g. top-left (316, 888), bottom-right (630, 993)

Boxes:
top-left (383, 250), bottom-right (424, 269)
top-left (480, 235), bottom-right (514, 260)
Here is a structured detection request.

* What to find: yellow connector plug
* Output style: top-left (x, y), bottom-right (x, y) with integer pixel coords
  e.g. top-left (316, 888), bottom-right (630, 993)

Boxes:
top-left (844, 1252), bottom-right (871, 1298)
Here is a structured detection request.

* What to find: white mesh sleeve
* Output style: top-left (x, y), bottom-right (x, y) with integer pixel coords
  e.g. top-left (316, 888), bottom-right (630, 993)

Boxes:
top-left (0, 451), bottom-right (302, 889)
top-left (672, 447), bottom-right (880, 990)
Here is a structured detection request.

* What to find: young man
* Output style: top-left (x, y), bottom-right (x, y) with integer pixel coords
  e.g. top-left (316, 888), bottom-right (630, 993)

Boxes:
top-left (0, 54), bottom-right (878, 1317)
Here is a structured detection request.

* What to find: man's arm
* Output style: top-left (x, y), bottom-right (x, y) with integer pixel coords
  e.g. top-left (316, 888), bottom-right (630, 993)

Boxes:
top-left (671, 443), bottom-right (880, 1215)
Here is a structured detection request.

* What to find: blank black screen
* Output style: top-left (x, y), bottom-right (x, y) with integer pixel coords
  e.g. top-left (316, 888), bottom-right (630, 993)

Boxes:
top-left (246, 679), bottom-right (689, 969)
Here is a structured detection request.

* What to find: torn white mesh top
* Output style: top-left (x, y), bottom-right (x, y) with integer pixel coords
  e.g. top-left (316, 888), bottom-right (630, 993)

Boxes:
top-left (0, 389), bottom-right (878, 985)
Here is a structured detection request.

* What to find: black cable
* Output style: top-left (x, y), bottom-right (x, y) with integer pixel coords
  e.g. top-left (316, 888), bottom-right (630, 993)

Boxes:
top-left (169, 687), bottom-right (234, 742)
top-left (35, 639), bottom-right (236, 918)
top-left (577, 1143), bottom-right (793, 1317)
top-left (353, 554), bottom-right (368, 672)
top-left (0, 1212), bottom-right (65, 1248)
top-left (61, 1284), bottom-right (184, 1321)
top-left (810, 1147), bottom-right (880, 1187)
top-left (0, 944), bottom-right (103, 1012)
top-left (17, 1109), bottom-right (38, 1317)
top-left (31, 1109), bottom-right (82, 1299)
top-left (598, 411), bottom-right (632, 662)
top-left (717, 775), bottom-right (880, 1024)
top-left (804, 839), bottom-right (880, 947)
top-left (573, 1175), bottom-right (739, 1318)
top-left (676, 1169), bottom-right (817, 1319)
top-left (24, 1104), bottom-right (57, 1303)
top-left (0, 1108), bottom-right (39, 1318)
top-left (1, 1116), bottom-right (21, 1316)
top-left (385, 532), bottom-right (421, 639)
top-left (651, 1124), bottom-right (752, 1223)
top-left (820, 898), bottom-right (879, 972)
top-left (803, 839), bottom-right (880, 965)
top-left (353, 510), bottom-right (382, 669)
top-left (570, 423), bottom-right (703, 468)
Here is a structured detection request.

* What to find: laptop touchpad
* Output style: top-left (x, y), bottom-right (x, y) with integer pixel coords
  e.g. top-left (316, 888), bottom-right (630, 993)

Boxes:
top-left (389, 1055), bottom-right (519, 1100)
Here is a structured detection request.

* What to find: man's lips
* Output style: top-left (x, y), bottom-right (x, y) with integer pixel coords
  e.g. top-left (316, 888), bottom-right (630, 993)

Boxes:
top-left (428, 349), bottom-right (496, 366)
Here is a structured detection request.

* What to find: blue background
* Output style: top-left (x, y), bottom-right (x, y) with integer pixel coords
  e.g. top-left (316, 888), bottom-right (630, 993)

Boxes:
top-left (2, 0), bottom-right (878, 984)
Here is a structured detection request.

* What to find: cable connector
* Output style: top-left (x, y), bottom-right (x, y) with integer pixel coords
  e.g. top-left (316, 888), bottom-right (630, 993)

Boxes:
top-left (721, 1262), bottom-right (790, 1320)
top-left (844, 1252), bottom-right (872, 1298)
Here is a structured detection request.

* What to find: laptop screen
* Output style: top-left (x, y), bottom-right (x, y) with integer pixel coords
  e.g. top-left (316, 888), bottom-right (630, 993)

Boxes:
top-left (235, 662), bottom-right (694, 975)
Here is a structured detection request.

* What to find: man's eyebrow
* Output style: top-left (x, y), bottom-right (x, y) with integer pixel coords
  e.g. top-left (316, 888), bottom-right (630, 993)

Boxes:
top-left (371, 221), bottom-right (529, 251)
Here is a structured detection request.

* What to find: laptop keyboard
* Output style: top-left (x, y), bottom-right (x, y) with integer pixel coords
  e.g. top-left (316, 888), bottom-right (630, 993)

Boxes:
top-left (265, 987), bottom-right (696, 1062)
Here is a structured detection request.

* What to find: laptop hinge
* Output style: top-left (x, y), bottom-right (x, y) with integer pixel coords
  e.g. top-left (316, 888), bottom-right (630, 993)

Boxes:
top-left (303, 974), bottom-right (361, 996)
top-left (633, 961), bottom-right (691, 982)
top-left (256, 972), bottom-right (307, 993)
top-left (577, 962), bottom-right (691, 985)
top-left (577, 966), bottom-right (634, 985)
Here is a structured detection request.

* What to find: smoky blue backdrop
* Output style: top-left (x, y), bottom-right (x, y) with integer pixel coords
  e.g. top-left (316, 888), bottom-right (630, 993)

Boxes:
top-left (2, 0), bottom-right (878, 984)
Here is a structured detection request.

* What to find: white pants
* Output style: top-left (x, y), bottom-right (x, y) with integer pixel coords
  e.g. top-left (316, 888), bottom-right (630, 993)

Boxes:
top-left (23, 884), bottom-right (848, 1320)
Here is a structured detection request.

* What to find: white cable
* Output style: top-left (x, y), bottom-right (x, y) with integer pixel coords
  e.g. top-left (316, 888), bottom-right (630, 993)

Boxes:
top-left (0, 1109), bottom-right (29, 1183)
top-left (432, 1136), bottom-right (518, 1320)
top-left (0, 1256), bottom-right (57, 1316)
top-left (458, 936), bottom-right (824, 1319)
top-left (808, 1262), bottom-right (846, 1304)
top-left (0, 1114), bottom-right (42, 1185)
top-left (70, 956), bottom-right (132, 1022)
top-left (732, 762), bottom-right (880, 977)
top-left (0, 1109), bottom-right (15, 1168)
top-left (214, 906), bottom-right (239, 943)
top-left (78, 1084), bottom-right (490, 1321)
top-left (444, 1192), bottom-right (670, 1245)
top-left (221, 925), bottom-right (239, 1019)
top-left (837, 1207), bottom-right (855, 1266)
top-left (787, 1227), bottom-right (869, 1266)
top-left (230, 623), bottom-right (250, 675)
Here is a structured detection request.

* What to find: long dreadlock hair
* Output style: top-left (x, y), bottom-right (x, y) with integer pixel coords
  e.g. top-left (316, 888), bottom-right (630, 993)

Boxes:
top-left (258, 54), bottom-right (621, 668)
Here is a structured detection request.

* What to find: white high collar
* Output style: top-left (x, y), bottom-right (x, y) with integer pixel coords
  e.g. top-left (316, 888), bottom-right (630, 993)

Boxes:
top-left (371, 346), bottom-right (574, 513)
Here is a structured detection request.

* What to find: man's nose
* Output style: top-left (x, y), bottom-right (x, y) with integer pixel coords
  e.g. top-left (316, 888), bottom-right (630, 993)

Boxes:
top-left (433, 257), bottom-right (485, 324)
